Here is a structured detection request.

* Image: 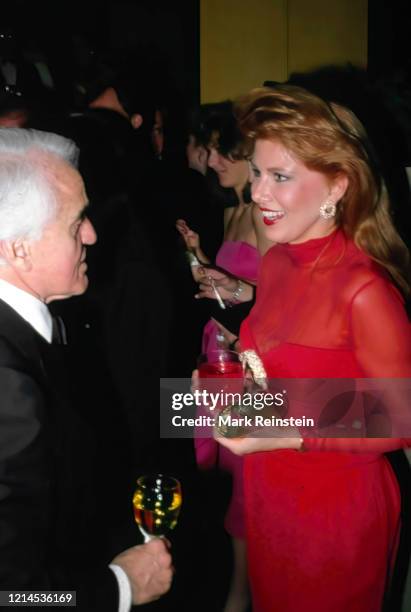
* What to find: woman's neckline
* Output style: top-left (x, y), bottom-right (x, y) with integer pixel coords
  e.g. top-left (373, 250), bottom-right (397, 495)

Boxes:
top-left (279, 228), bottom-right (343, 264)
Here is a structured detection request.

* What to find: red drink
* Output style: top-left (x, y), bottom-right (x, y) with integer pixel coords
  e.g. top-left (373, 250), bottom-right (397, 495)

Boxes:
top-left (198, 361), bottom-right (244, 378)
top-left (197, 350), bottom-right (244, 403)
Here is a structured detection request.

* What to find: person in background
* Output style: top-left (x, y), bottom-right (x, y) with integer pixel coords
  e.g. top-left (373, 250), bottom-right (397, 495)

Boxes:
top-left (0, 91), bottom-right (30, 127)
top-left (177, 101), bottom-right (271, 349)
top-left (151, 107), bottom-right (164, 160)
top-left (177, 100), bottom-right (265, 612)
top-left (186, 121), bottom-right (208, 177)
top-left (36, 63), bottom-right (171, 479)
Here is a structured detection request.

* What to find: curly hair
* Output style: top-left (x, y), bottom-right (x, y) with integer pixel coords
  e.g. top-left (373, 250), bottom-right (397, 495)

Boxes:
top-left (236, 85), bottom-right (410, 296)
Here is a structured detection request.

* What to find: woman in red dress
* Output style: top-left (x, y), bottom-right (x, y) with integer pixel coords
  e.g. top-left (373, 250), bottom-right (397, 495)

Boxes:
top-left (211, 85), bottom-right (411, 611)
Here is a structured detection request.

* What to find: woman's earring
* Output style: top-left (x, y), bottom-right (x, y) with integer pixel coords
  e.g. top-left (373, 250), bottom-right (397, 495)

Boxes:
top-left (319, 201), bottom-right (336, 219)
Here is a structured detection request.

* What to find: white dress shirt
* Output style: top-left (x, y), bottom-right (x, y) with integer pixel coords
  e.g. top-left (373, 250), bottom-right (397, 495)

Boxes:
top-left (0, 279), bottom-right (132, 612)
top-left (0, 279), bottom-right (52, 342)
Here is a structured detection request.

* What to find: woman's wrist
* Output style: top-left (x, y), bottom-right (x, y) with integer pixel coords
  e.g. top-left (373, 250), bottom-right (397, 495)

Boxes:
top-left (232, 280), bottom-right (245, 302)
top-left (280, 437), bottom-right (305, 451)
top-left (228, 280), bottom-right (254, 304)
top-left (228, 337), bottom-right (239, 351)
top-left (186, 251), bottom-right (201, 267)
top-left (194, 247), bottom-right (211, 266)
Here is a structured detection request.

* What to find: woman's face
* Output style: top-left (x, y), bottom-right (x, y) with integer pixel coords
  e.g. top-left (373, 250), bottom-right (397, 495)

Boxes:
top-left (207, 134), bottom-right (249, 191)
top-left (250, 139), bottom-right (346, 244)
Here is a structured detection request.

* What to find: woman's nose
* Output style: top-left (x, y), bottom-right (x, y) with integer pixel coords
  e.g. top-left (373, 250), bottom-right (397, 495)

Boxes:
top-left (252, 180), bottom-right (271, 205)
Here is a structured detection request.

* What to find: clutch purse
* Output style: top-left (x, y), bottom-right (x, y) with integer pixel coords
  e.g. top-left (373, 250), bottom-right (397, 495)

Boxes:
top-left (216, 350), bottom-right (280, 438)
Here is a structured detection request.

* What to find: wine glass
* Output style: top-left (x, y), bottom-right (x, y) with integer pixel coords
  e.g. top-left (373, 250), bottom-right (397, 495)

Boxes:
top-left (132, 474), bottom-right (182, 543)
top-left (197, 349), bottom-right (243, 378)
top-left (197, 350), bottom-right (244, 411)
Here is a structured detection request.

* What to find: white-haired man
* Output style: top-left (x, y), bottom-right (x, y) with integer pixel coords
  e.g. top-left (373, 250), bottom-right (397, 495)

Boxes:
top-left (0, 128), bottom-right (172, 610)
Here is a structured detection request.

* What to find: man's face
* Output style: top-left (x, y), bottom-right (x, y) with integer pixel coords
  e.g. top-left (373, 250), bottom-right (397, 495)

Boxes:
top-left (29, 158), bottom-right (96, 303)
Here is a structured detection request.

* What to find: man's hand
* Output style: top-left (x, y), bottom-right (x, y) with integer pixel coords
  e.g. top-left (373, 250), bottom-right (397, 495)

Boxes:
top-left (112, 539), bottom-right (173, 605)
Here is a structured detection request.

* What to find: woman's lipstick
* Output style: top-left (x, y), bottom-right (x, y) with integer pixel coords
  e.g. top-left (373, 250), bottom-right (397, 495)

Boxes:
top-left (259, 207), bottom-right (285, 226)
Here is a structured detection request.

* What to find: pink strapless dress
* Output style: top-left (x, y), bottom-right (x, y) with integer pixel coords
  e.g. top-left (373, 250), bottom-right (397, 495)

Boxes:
top-left (196, 241), bottom-right (260, 538)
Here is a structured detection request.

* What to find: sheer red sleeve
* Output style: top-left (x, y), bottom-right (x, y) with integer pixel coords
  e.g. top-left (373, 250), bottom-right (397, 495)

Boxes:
top-left (305, 277), bottom-right (411, 452)
top-left (304, 437), bottom-right (411, 452)
top-left (350, 277), bottom-right (411, 377)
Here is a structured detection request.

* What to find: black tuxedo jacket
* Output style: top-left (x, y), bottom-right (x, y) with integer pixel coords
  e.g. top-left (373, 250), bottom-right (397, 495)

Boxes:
top-left (0, 299), bottom-right (120, 610)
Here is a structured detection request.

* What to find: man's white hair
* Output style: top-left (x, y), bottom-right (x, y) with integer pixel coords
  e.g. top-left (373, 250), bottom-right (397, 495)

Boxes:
top-left (0, 128), bottom-right (79, 265)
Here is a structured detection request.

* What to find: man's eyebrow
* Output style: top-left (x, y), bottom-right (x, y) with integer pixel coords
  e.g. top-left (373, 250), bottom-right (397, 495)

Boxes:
top-left (73, 204), bottom-right (89, 224)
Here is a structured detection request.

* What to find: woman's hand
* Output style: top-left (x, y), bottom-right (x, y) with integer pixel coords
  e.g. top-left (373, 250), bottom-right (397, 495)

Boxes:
top-left (176, 219), bottom-right (200, 250)
top-left (191, 368), bottom-right (199, 393)
top-left (214, 431), bottom-right (303, 455)
top-left (211, 318), bottom-right (238, 349)
top-left (195, 266), bottom-right (243, 302)
top-left (190, 265), bottom-right (207, 283)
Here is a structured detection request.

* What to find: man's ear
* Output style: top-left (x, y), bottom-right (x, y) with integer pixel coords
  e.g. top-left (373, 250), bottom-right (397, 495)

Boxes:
top-left (130, 113), bottom-right (143, 130)
top-left (0, 238), bottom-right (32, 270)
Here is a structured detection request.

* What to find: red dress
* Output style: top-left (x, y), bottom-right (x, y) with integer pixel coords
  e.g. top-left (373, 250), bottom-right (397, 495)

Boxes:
top-left (240, 230), bottom-right (411, 612)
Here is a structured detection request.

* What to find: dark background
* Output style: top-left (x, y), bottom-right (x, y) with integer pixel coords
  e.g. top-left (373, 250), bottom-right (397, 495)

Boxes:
top-left (3, 0), bottom-right (411, 107)
top-left (2, 0), bottom-right (200, 106)
top-left (368, 0), bottom-right (411, 79)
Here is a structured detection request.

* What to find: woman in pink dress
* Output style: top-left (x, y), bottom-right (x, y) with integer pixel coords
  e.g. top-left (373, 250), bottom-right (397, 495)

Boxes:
top-left (177, 101), bottom-right (270, 612)
top-left (199, 85), bottom-right (411, 611)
